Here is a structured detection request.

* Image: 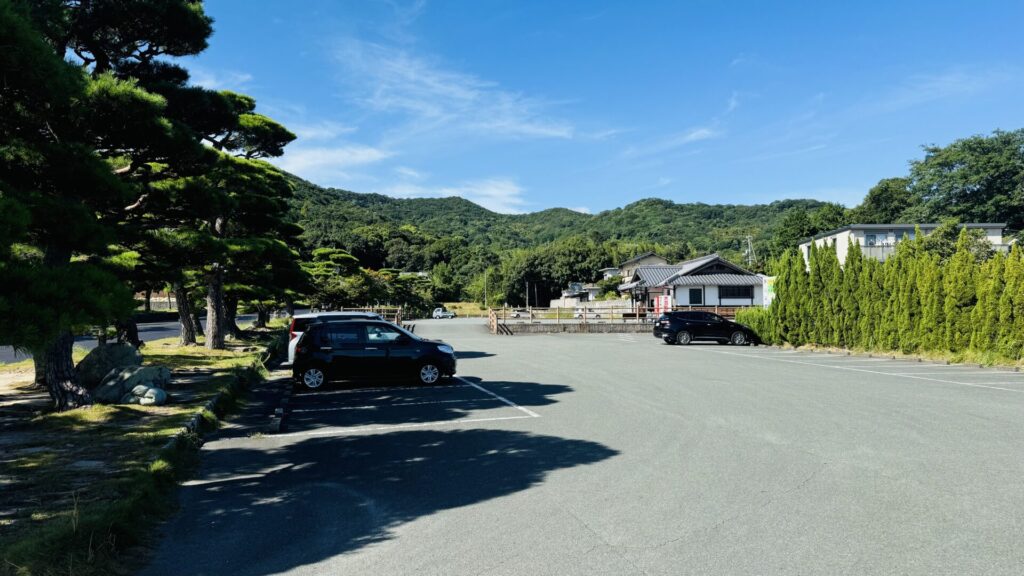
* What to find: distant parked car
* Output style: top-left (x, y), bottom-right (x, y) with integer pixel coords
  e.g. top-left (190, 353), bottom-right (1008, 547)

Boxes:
top-left (432, 307), bottom-right (456, 319)
top-left (287, 312), bottom-right (384, 364)
top-left (509, 309), bottom-right (528, 318)
top-left (574, 307), bottom-right (601, 319)
top-left (653, 311), bottom-right (760, 346)
top-left (292, 319), bottom-right (457, 389)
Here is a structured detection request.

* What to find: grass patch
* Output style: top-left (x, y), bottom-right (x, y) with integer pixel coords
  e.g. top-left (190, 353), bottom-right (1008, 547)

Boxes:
top-left (0, 331), bottom-right (283, 576)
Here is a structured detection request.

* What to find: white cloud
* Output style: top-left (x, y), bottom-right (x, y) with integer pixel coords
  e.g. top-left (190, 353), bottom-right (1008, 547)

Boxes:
top-left (336, 41), bottom-right (574, 141)
top-left (622, 126), bottom-right (721, 159)
top-left (726, 92), bottom-right (740, 113)
top-left (273, 145), bottom-right (392, 182)
top-left (874, 67), bottom-right (1012, 112)
top-left (395, 166), bottom-right (426, 180)
top-left (188, 67), bottom-right (253, 91)
top-left (378, 178), bottom-right (529, 213)
top-left (290, 121), bottom-right (357, 142)
top-left (568, 206), bottom-right (592, 214)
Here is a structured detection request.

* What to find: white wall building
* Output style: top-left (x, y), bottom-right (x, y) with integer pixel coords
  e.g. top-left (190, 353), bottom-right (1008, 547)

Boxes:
top-left (798, 223), bottom-right (1006, 264)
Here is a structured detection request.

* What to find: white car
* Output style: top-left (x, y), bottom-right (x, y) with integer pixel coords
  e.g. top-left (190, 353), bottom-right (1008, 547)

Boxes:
top-left (574, 308), bottom-right (601, 319)
top-left (432, 308), bottom-right (456, 319)
top-left (287, 312), bottom-right (383, 364)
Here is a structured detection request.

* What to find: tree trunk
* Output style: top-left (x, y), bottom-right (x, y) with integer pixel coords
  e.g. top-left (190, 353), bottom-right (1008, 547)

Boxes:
top-left (224, 294), bottom-right (242, 339)
top-left (205, 264), bottom-right (225, 349)
top-left (144, 289), bottom-right (152, 312)
top-left (193, 309), bottom-right (205, 337)
top-left (285, 300), bottom-right (295, 317)
top-left (174, 282), bottom-right (197, 346)
top-left (44, 331), bottom-right (91, 410)
top-left (254, 303), bottom-right (269, 328)
top-left (115, 318), bottom-right (143, 348)
top-left (31, 351), bottom-right (46, 389)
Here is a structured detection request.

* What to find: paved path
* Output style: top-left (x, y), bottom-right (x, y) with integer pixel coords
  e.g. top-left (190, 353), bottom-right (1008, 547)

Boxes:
top-left (0, 315), bottom-right (257, 364)
top-left (139, 319), bottom-right (1024, 575)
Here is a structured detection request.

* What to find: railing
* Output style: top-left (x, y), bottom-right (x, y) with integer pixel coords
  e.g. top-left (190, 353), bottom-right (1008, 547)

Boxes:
top-left (308, 306), bottom-right (404, 324)
top-left (488, 304), bottom-right (746, 330)
top-left (861, 243), bottom-right (1012, 261)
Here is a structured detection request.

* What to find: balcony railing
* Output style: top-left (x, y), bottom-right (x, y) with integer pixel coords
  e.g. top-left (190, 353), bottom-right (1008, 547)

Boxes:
top-left (860, 243), bottom-right (1011, 261)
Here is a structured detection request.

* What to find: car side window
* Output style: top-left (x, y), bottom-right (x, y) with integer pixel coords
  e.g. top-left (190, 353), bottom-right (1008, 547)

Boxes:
top-left (366, 324), bottom-right (403, 343)
top-left (326, 323), bottom-right (364, 347)
top-left (704, 313), bottom-right (723, 322)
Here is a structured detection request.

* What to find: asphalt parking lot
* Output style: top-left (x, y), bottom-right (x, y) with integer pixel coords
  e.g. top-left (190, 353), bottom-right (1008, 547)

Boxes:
top-left (141, 318), bottom-right (1024, 576)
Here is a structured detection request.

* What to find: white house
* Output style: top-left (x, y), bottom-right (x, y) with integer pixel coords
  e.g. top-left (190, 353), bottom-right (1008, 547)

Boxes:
top-left (618, 253), bottom-right (766, 308)
top-left (799, 223), bottom-right (1007, 264)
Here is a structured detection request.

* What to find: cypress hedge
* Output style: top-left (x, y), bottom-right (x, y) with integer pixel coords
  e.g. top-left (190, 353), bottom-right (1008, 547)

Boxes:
top-left (738, 228), bottom-right (1024, 361)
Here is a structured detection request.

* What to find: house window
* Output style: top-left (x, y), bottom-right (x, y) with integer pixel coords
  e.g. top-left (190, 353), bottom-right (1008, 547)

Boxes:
top-left (865, 234), bottom-right (878, 247)
top-left (688, 288), bottom-right (703, 305)
top-left (719, 285), bottom-right (754, 299)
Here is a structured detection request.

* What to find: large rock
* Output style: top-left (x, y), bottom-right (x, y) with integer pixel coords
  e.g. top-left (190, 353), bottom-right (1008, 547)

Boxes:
top-left (93, 365), bottom-right (171, 404)
top-left (120, 384), bottom-right (169, 406)
top-left (76, 343), bottom-right (143, 389)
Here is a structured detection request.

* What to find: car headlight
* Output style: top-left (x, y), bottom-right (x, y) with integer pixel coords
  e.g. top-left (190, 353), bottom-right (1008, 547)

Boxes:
top-left (437, 345), bottom-right (454, 355)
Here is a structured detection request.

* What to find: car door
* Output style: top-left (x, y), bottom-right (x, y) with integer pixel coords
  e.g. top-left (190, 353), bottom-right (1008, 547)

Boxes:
top-left (323, 323), bottom-right (375, 380)
top-left (366, 323), bottom-right (416, 377)
top-left (702, 313), bottom-right (730, 339)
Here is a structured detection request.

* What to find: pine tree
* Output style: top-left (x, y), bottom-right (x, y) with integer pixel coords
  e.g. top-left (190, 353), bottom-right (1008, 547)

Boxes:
top-left (839, 239), bottom-right (863, 347)
top-left (916, 253), bottom-right (945, 351)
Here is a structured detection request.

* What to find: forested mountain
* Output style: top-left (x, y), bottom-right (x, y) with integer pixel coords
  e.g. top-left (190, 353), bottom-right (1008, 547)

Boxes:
top-left (288, 177), bottom-right (825, 263)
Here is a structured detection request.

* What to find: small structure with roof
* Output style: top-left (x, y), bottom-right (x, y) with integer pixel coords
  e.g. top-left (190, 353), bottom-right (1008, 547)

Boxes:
top-left (618, 253), bottom-right (766, 308)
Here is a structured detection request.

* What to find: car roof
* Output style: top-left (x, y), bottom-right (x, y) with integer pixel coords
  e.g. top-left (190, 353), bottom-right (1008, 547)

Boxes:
top-left (294, 312), bottom-right (381, 319)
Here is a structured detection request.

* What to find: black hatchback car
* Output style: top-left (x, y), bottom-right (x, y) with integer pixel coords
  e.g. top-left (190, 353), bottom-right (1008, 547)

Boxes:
top-left (292, 320), bottom-right (457, 389)
top-left (653, 311), bottom-right (761, 346)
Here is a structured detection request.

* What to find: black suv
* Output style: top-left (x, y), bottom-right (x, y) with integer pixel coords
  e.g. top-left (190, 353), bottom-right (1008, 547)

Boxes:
top-left (293, 320), bottom-right (457, 389)
top-left (653, 311), bottom-right (760, 346)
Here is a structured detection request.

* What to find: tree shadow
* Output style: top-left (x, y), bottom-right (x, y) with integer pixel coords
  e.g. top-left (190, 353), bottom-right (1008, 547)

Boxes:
top-left (140, 429), bottom-right (618, 576)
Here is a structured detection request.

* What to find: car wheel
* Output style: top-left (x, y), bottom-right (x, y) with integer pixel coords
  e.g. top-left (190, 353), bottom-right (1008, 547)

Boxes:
top-left (730, 331), bottom-right (747, 346)
top-left (675, 331), bottom-right (692, 345)
top-left (300, 367), bottom-right (326, 390)
top-left (418, 363), bottom-right (442, 385)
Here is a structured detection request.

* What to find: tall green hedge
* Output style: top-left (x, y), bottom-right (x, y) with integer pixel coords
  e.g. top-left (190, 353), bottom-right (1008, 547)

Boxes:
top-left (757, 229), bottom-right (1024, 360)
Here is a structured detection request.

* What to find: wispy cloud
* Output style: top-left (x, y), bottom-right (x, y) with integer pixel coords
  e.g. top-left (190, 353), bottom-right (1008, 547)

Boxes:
top-left (622, 126), bottom-right (721, 159)
top-left (379, 178), bottom-right (529, 213)
top-left (726, 92), bottom-right (740, 114)
top-left (274, 145), bottom-right (392, 183)
top-left (290, 121), bottom-right (357, 142)
top-left (188, 67), bottom-right (253, 91)
top-left (336, 40), bottom-right (574, 141)
top-left (874, 67), bottom-right (1013, 112)
top-left (395, 166), bottom-right (426, 179)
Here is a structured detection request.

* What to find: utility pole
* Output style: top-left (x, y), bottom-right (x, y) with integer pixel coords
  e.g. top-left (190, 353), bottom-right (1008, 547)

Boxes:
top-left (525, 281), bottom-right (529, 308)
top-left (744, 235), bottom-right (757, 267)
top-left (484, 269), bottom-right (489, 309)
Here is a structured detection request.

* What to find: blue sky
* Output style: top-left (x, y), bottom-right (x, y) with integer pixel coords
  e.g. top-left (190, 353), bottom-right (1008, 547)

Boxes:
top-left (186, 0), bottom-right (1024, 214)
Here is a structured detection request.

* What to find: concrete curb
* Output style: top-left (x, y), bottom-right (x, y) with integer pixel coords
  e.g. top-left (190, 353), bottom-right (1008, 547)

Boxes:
top-left (156, 334), bottom-right (284, 456)
top-left (762, 343), bottom-right (1013, 369)
top-left (268, 378), bottom-right (292, 433)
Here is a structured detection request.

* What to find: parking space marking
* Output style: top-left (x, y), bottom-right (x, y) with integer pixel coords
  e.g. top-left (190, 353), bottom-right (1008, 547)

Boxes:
top-left (273, 415), bottom-right (536, 438)
top-left (689, 347), bottom-right (1024, 394)
top-left (295, 384), bottom-right (471, 397)
top-left (291, 397), bottom-right (504, 413)
top-left (457, 377), bottom-right (542, 418)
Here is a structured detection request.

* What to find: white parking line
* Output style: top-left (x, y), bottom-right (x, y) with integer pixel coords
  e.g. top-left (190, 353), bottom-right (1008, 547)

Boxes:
top-left (457, 377), bottom-right (542, 418)
top-left (291, 397), bottom-right (503, 413)
top-left (690, 347), bottom-right (1024, 394)
top-left (273, 415), bottom-right (536, 438)
top-left (296, 384), bottom-right (471, 397)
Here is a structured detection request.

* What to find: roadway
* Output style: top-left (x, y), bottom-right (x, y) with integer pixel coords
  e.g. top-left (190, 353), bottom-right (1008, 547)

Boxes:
top-left (140, 318), bottom-right (1024, 575)
top-left (0, 314), bottom-right (257, 364)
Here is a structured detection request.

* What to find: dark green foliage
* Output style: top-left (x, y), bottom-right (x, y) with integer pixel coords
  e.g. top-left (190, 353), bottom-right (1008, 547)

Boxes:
top-left (762, 233), bottom-right (1024, 361)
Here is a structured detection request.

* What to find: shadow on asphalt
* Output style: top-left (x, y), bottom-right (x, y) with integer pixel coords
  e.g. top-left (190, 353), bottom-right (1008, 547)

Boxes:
top-left (454, 350), bottom-right (496, 359)
top-left (141, 429), bottom-right (617, 576)
top-left (284, 378), bottom-right (570, 433)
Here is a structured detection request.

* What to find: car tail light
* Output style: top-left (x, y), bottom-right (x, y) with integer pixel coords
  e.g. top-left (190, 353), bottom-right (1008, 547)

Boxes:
top-left (289, 319), bottom-right (298, 340)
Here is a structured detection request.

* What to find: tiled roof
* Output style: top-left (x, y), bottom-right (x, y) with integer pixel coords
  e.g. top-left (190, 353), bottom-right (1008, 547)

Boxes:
top-left (666, 274), bottom-right (764, 287)
top-left (633, 265), bottom-right (684, 287)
